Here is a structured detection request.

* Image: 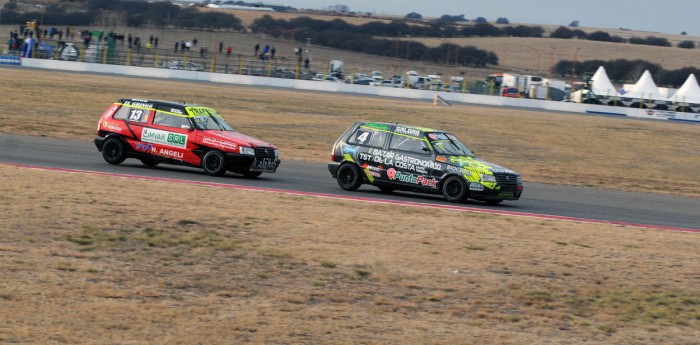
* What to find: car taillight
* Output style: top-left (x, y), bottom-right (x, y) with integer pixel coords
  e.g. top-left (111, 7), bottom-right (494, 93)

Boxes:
top-left (331, 146), bottom-right (335, 161)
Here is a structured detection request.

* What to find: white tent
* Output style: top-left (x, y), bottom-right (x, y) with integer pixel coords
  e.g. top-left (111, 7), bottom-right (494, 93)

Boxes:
top-left (621, 70), bottom-right (666, 101)
top-left (669, 74), bottom-right (700, 104)
top-left (590, 66), bottom-right (619, 97)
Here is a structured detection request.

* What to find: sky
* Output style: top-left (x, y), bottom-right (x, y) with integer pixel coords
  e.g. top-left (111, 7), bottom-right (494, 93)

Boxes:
top-left (267, 0), bottom-right (700, 36)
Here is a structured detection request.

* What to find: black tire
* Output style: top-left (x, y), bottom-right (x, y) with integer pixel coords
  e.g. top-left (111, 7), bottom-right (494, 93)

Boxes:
top-left (201, 150), bottom-right (227, 176)
top-left (139, 157), bottom-right (159, 167)
top-left (242, 171), bottom-right (263, 178)
top-left (336, 163), bottom-right (362, 191)
top-left (102, 138), bottom-right (126, 165)
top-left (484, 199), bottom-right (503, 206)
top-left (442, 176), bottom-right (468, 202)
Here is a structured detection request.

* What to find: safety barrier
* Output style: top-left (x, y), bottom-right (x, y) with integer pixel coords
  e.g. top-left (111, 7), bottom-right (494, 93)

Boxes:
top-left (18, 58), bottom-right (700, 123)
top-left (0, 55), bottom-right (21, 65)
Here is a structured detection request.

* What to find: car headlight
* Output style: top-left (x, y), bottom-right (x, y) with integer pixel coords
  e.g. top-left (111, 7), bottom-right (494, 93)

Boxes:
top-left (274, 149), bottom-right (279, 158)
top-left (516, 175), bottom-right (522, 184)
top-left (240, 147), bottom-right (255, 155)
top-left (480, 173), bottom-right (497, 183)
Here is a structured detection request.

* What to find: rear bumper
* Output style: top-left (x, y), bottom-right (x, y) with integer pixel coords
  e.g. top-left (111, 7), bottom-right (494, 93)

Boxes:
top-left (94, 137), bottom-right (106, 151)
top-left (328, 162), bottom-right (340, 178)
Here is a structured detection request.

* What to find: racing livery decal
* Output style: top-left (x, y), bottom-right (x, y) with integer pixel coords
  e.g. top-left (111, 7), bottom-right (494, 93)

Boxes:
top-left (141, 128), bottom-right (188, 149)
top-left (328, 121), bottom-right (522, 204)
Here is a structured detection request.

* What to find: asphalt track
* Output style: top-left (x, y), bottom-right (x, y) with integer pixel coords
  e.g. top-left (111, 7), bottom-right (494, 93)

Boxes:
top-left (1, 133), bottom-right (699, 232)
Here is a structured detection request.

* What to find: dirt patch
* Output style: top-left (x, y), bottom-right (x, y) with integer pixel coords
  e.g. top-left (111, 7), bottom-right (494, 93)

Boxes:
top-left (0, 165), bottom-right (698, 344)
top-left (1, 67), bottom-right (699, 197)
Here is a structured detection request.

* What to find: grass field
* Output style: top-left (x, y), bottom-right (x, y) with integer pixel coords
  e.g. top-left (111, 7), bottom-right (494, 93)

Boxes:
top-left (1, 166), bottom-right (698, 344)
top-left (1, 46), bottom-right (699, 343)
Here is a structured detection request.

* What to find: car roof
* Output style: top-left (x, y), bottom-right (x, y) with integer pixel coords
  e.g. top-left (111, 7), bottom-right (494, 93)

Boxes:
top-left (357, 121), bottom-right (439, 133)
top-left (117, 98), bottom-right (210, 109)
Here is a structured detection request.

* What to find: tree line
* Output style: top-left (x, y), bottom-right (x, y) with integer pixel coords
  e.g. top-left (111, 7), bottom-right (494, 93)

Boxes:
top-left (1, 0), bottom-right (243, 29)
top-left (552, 58), bottom-right (700, 87)
top-left (250, 15), bottom-right (499, 67)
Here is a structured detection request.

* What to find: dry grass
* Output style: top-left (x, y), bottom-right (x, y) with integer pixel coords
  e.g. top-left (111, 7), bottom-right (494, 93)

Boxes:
top-left (1, 67), bottom-right (699, 197)
top-left (409, 36), bottom-right (700, 74)
top-left (1, 165), bottom-right (699, 344)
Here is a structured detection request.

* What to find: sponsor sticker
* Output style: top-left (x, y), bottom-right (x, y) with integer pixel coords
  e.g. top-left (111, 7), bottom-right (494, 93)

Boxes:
top-left (158, 148), bottom-right (184, 159)
top-left (102, 121), bottom-right (123, 132)
top-left (394, 126), bottom-right (422, 137)
top-left (142, 128), bottom-right (188, 149)
top-left (387, 168), bottom-right (437, 188)
top-left (202, 137), bottom-right (238, 151)
top-left (134, 142), bottom-right (154, 153)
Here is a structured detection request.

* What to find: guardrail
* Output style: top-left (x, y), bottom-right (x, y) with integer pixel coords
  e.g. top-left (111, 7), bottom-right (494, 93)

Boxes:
top-left (17, 58), bottom-right (700, 123)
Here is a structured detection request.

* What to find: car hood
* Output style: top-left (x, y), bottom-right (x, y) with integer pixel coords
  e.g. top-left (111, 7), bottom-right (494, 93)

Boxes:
top-left (446, 155), bottom-right (518, 175)
top-left (202, 131), bottom-right (275, 148)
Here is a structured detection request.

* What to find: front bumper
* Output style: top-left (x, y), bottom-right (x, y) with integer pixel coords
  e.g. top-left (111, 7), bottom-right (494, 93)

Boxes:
top-left (468, 183), bottom-right (523, 201)
top-left (224, 153), bottom-right (280, 173)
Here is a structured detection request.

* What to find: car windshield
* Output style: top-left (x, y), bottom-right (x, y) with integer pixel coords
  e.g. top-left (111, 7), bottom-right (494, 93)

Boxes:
top-left (188, 107), bottom-right (235, 131)
top-left (427, 132), bottom-right (475, 157)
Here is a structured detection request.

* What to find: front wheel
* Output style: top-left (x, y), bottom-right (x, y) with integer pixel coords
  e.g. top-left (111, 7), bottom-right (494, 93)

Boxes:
top-left (102, 138), bottom-right (126, 165)
top-left (201, 150), bottom-right (227, 176)
top-left (336, 164), bottom-right (362, 191)
top-left (442, 176), bottom-right (468, 203)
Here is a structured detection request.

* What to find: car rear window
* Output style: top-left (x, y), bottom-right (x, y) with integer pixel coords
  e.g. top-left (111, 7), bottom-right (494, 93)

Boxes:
top-left (113, 104), bottom-right (150, 123)
top-left (348, 126), bottom-right (388, 148)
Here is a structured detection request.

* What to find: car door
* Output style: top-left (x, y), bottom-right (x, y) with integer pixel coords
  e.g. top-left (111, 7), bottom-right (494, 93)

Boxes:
top-left (386, 127), bottom-right (439, 190)
top-left (344, 123), bottom-right (393, 184)
top-left (145, 105), bottom-right (193, 162)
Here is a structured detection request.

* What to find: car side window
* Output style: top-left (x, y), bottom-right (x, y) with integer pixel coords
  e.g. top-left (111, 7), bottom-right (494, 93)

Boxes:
top-left (153, 106), bottom-right (191, 129)
top-left (113, 105), bottom-right (149, 123)
top-left (389, 134), bottom-right (430, 154)
top-left (348, 127), bottom-right (388, 148)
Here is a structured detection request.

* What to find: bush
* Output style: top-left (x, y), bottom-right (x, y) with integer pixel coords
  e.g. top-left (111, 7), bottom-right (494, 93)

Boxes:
top-left (678, 40), bottom-right (696, 49)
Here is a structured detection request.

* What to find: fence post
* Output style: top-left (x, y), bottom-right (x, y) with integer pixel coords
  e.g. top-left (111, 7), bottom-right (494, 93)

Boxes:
top-left (211, 55), bottom-right (216, 73)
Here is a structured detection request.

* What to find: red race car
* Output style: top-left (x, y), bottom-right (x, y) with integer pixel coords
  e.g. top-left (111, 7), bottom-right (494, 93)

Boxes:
top-left (95, 98), bottom-right (280, 177)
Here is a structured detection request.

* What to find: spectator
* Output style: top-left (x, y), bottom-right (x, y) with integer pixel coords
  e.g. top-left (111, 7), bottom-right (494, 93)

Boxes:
top-left (200, 46), bottom-right (205, 58)
top-left (219, 41), bottom-right (223, 53)
top-left (254, 43), bottom-right (259, 56)
top-left (270, 47), bottom-right (276, 59)
top-left (193, 38), bottom-right (197, 46)
top-left (149, 35), bottom-right (154, 45)
top-left (304, 58), bottom-right (310, 69)
top-left (226, 46), bottom-right (232, 57)
top-left (128, 34), bottom-right (132, 48)
top-left (174, 41), bottom-right (178, 53)
top-left (154, 37), bottom-right (158, 48)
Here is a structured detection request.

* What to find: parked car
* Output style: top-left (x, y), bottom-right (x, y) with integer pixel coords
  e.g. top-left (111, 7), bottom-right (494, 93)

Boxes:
top-left (328, 122), bottom-right (523, 204)
top-left (162, 60), bottom-right (204, 71)
top-left (501, 87), bottom-right (521, 98)
top-left (95, 98), bottom-right (280, 177)
top-left (312, 73), bottom-right (342, 82)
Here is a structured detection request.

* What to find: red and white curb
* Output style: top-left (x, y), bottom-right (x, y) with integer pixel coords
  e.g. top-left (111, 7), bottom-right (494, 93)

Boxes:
top-left (3, 163), bottom-right (699, 234)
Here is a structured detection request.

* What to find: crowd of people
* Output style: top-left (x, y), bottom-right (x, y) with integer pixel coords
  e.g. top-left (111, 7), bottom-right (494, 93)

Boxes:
top-left (4, 24), bottom-right (313, 71)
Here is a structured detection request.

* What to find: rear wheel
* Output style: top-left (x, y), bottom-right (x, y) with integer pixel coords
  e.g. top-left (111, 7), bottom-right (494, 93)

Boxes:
top-left (442, 176), bottom-right (468, 202)
top-left (102, 138), bottom-right (126, 165)
top-left (336, 164), bottom-right (362, 191)
top-left (201, 150), bottom-right (227, 176)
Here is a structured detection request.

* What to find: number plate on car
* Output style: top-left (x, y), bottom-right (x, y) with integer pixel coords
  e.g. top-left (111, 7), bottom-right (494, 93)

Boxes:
top-left (250, 158), bottom-right (278, 172)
